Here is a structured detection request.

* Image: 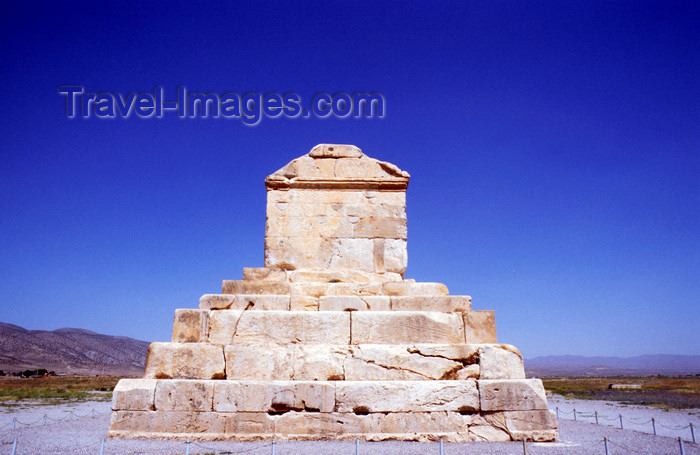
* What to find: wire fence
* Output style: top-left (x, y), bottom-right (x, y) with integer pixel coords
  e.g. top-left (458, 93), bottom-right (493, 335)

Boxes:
top-left (554, 405), bottom-right (697, 443)
top-left (0, 408), bottom-right (108, 430)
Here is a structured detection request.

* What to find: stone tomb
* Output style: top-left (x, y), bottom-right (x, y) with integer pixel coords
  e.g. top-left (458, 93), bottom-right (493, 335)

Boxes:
top-left (109, 144), bottom-right (557, 442)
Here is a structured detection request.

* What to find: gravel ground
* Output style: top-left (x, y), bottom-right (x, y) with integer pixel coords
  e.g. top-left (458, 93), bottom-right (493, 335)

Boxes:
top-left (0, 397), bottom-right (698, 455)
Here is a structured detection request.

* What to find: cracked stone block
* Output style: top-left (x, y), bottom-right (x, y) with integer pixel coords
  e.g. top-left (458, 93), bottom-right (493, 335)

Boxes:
top-left (383, 281), bottom-right (449, 296)
top-left (390, 295), bottom-right (471, 312)
top-left (172, 309), bottom-right (209, 342)
top-left (319, 296), bottom-right (391, 311)
top-left (290, 296), bottom-right (318, 310)
top-left (213, 381), bottom-right (335, 413)
top-left (336, 380), bottom-right (479, 413)
top-left (199, 294), bottom-right (290, 311)
top-left (478, 344), bottom-right (525, 379)
top-left (275, 411), bottom-right (369, 436)
top-left (208, 310), bottom-right (350, 345)
top-left (109, 410), bottom-right (226, 437)
top-left (154, 379), bottom-right (215, 411)
top-left (351, 311), bottom-right (465, 344)
top-left (224, 412), bottom-right (276, 435)
top-left (469, 424), bottom-right (511, 441)
top-left (242, 267), bottom-right (287, 281)
top-left (112, 379), bottom-right (157, 411)
top-left (478, 379), bottom-right (549, 411)
top-left (344, 345), bottom-right (464, 380)
top-left (144, 342), bottom-right (225, 379)
top-left (483, 410), bottom-right (558, 441)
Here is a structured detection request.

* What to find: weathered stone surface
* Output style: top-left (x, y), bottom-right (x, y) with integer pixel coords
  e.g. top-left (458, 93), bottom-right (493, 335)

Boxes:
top-left (172, 309), bottom-right (209, 342)
top-left (478, 379), bottom-right (548, 411)
top-left (144, 342), bottom-right (225, 379)
top-left (478, 344), bottom-right (525, 379)
top-left (275, 411), bottom-right (368, 436)
top-left (224, 412), bottom-right (275, 435)
top-left (154, 379), bottom-right (214, 411)
top-left (213, 381), bottom-right (335, 413)
top-left (222, 280), bottom-right (290, 295)
top-left (199, 294), bottom-right (289, 311)
top-left (308, 143), bottom-right (363, 158)
top-left (383, 281), bottom-right (449, 296)
top-left (344, 345), bottom-right (464, 380)
top-left (319, 295), bottom-right (390, 311)
top-left (336, 380), bottom-right (478, 412)
top-left (390, 295), bottom-right (471, 312)
top-left (351, 312), bottom-right (465, 344)
top-left (469, 424), bottom-right (511, 441)
top-left (242, 267), bottom-right (286, 282)
top-left (208, 310), bottom-right (350, 345)
top-left (406, 344), bottom-right (479, 362)
top-left (289, 295), bottom-right (318, 310)
top-left (109, 410), bottom-right (226, 438)
top-left (112, 379), bottom-right (156, 411)
top-left (464, 310), bottom-right (497, 343)
top-left (483, 410), bottom-right (558, 441)
top-left (287, 269), bottom-right (402, 283)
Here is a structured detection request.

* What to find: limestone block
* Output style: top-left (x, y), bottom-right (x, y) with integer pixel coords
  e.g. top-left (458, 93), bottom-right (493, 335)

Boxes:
top-left (344, 345), bottom-right (463, 380)
top-left (222, 280), bottom-right (290, 295)
top-left (383, 281), bottom-right (448, 296)
top-left (290, 296), bottom-right (318, 311)
top-left (478, 344), bottom-right (525, 379)
top-left (390, 295), bottom-right (471, 312)
top-left (242, 267), bottom-right (286, 281)
top-left (464, 310), bottom-right (497, 343)
top-left (309, 143), bottom-right (363, 158)
top-left (293, 344), bottom-right (349, 380)
top-left (112, 379), bottom-right (156, 411)
top-left (351, 312), bottom-right (465, 344)
top-left (224, 412), bottom-right (276, 435)
top-left (328, 238), bottom-right (375, 271)
top-left (286, 269), bottom-right (403, 283)
top-left (154, 380), bottom-right (215, 411)
top-left (319, 296), bottom-right (391, 311)
top-left (478, 379), bottom-right (548, 411)
top-left (374, 412), bottom-right (474, 436)
top-left (353, 217), bottom-right (407, 239)
top-left (456, 364), bottom-right (480, 379)
top-left (483, 410), bottom-right (558, 441)
top-left (213, 381), bottom-right (335, 413)
top-left (383, 239), bottom-right (407, 275)
top-left (275, 411), bottom-right (368, 436)
top-left (109, 410), bottom-right (226, 437)
top-left (199, 294), bottom-right (290, 311)
top-left (324, 282), bottom-right (383, 296)
top-left (144, 342), bottom-right (225, 379)
top-left (469, 425), bottom-right (511, 441)
top-left (172, 309), bottom-right (209, 342)
top-left (225, 344), bottom-right (295, 380)
top-left (336, 380), bottom-right (479, 412)
top-left (208, 310), bottom-right (350, 345)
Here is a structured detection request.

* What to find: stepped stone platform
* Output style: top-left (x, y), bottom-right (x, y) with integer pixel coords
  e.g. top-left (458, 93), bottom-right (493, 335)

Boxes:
top-left (109, 144), bottom-right (557, 442)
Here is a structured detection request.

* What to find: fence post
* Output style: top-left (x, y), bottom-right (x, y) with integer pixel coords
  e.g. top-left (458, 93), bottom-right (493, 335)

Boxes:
top-left (594, 411), bottom-right (598, 425)
top-left (10, 439), bottom-right (16, 455)
top-left (652, 418), bottom-right (656, 435)
top-left (12, 417), bottom-right (16, 429)
top-left (690, 423), bottom-right (695, 443)
top-left (679, 437), bottom-right (685, 455)
top-left (439, 437), bottom-right (444, 455)
top-left (43, 414), bottom-right (47, 426)
top-left (272, 439), bottom-right (276, 455)
top-left (521, 437), bottom-right (527, 455)
top-left (573, 409), bottom-right (577, 421)
top-left (356, 439), bottom-right (360, 455)
top-left (555, 406), bottom-right (559, 418)
top-left (185, 438), bottom-right (190, 455)
top-left (604, 437), bottom-right (609, 455)
top-left (99, 438), bottom-right (105, 455)
top-left (619, 414), bottom-right (623, 430)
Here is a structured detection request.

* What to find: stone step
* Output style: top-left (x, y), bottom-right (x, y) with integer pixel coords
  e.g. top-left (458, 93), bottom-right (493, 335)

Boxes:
top-left (221, 280), bottom-right (449, 297)
top-left (110, 378), bottom-right (555, 441)
top-left (198, 294), bottom-right (471, 312)
top-left (145, 342), bottom-right (524, 381)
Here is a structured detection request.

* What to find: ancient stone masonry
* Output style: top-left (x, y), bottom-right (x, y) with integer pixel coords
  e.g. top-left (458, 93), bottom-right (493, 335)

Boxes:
top-left (109, 144), bottom-right (557, 442)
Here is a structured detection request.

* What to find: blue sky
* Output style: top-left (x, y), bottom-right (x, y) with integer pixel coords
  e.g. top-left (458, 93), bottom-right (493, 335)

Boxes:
top-left (1, 1), bottom-right (697, 357)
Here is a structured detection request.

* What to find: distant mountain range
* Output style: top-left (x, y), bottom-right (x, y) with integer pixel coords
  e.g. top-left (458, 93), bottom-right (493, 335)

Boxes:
top-left (525, 354), bottom-right (700, 376)
top-left (0, 322), bottom-right (149, 376)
